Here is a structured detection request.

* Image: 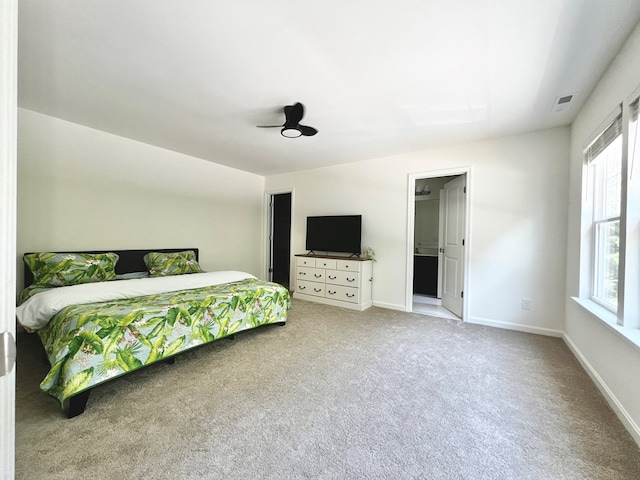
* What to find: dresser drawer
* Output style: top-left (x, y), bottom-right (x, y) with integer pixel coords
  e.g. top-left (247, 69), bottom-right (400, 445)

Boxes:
top-left (325, 270), bottom-right (360, 287)
top-left (296, 257), bottom-right (316, 268)
top-left (297, 280), bottom-right (325, 297)
top-left (297, 267), bottom-right (325, 282)
top-left (315, 258), bottom-right (337, 269)
top-left (336, 260), bottom-right (362, 272)
top-left (325, 285), bottom-right (360, 304)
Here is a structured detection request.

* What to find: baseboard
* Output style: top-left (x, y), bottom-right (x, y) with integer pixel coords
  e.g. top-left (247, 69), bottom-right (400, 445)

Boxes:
top-left (563, 333), bottom-right (640, 447)
top-left (372, 301), bottom-right (406, 311)
top-left (467, 315), bottom-right (563, 338)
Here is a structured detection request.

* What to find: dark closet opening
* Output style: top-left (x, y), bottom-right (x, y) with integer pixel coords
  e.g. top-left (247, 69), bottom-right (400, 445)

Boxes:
top-left (270, 192), bottom-right (292, 290)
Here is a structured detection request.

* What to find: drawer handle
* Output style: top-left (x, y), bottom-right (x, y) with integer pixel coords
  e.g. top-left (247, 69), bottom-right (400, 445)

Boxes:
top-left (328, 275), bottom-right (337, 280)
top-left (299, 272), bottom-right (306, 275)
top-left (299, 286), bottom-right (306, 290)
top-left (347, 278), bottom-right (355, 282)
top-left (314, 288), bottom-right (322, 292)
top-left (346, 293), bottom-right (355, 298)
top-left (314, 274), bottom-right (322, 278)
top-left (328, 290), bottom-right (336, 295)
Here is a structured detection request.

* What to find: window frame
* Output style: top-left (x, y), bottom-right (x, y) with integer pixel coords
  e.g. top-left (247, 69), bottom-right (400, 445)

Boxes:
top-left (577, 88), bottom-right (640, 344)
top-left (588, 131), bottom-right (622, 312)
top-left (621, 93), bottom-right (640, 330)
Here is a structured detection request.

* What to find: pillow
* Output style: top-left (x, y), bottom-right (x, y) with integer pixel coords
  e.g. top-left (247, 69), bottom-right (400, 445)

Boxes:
top-left (24, 252), bottom-right (119, 287)
top-left (17, 284), bottom-right (52, 306)
top-left (143, 250), bottom-right (204, 277)
top-left (115, 271), bottom-right (149, 280)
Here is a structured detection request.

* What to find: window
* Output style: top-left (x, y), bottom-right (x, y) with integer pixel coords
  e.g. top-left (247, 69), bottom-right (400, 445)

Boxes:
top-left (630, 98), bottom-right (639, 190)
top-left (580, 94), bottom-right (640, 336)
top-left (585, 114), bottom-right (622, 311)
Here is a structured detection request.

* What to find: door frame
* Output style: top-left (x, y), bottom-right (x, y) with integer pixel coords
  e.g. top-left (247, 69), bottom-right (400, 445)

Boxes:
top-left (0, 1), bottom-right (17, 478)
top-left (406, 167), bottom-right (471, 319)
top-left (263, 188), bottom-right (294, 283)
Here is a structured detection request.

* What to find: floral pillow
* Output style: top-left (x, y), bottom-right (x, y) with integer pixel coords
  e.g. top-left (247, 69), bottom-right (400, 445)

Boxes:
top-left (24, 252), bottom-right (119, 287)
top-left (143, 250), bottom-right (204, 277)
top-left (17, 284), bottom-right (52, 306)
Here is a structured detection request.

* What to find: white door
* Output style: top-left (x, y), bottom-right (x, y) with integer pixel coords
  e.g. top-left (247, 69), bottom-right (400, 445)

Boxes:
top-left (1, 2), bottom-right (18, 478)
top-left (441, 176), bottom-right (466, 317)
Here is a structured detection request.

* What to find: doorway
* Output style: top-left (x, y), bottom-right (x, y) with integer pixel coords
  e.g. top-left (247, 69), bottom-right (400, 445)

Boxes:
top-left (407, 169), bottom-right (469, 320)
top-left (266, 191), bottom-right (292, 290)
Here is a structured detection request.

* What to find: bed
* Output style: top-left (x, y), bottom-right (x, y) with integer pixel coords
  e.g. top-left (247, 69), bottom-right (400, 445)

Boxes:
top-left (16, 248), bottom-right (291, 417)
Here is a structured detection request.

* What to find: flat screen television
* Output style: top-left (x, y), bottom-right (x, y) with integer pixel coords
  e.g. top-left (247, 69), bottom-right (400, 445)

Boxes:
top-left (305, 215), bottom-right (362, 256)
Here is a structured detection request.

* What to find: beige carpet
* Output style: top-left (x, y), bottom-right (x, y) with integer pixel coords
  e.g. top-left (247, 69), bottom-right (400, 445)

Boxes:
top-left (15, 299), bottom-right (640, 479)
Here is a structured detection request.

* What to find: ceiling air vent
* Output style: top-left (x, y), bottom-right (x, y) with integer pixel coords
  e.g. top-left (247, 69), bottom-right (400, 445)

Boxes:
top-left (552, 93), bottom-right (577, 112)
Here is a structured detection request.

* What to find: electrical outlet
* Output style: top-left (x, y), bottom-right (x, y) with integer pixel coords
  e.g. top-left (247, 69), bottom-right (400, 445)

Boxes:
top-left (521, 298), bottom-right (532, 310)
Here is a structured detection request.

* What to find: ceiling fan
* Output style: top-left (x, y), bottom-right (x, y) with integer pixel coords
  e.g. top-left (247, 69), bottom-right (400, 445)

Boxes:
top-left (257, 102), bottom-right (318, 138)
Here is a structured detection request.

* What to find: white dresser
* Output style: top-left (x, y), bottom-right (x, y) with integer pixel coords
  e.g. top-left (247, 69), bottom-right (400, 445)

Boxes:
top-left (294, 255), bottom-right (373, 310)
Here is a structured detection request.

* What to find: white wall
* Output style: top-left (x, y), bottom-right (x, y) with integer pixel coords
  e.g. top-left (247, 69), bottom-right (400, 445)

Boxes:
top-left (414, 199), bottom-right (439, 248)
top-left (266, 127), bottom-right (570, 335)
top-left (17, 109), bottom-right (265, 289)
top-left (565, 20), bottom-right (640, 443)
top-left (414, 176), bottom-right (449, 249)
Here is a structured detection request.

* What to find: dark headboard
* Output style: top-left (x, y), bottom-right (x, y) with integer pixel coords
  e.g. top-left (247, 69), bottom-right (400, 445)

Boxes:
top-left (23, 248), bottom-right (199, 288)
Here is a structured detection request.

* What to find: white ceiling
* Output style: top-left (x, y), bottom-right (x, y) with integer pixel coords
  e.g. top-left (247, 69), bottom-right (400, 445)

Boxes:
top-left (17, 1), bottom-right (640, 176)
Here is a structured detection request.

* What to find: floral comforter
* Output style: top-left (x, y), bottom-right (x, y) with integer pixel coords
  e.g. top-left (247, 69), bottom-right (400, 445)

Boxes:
top-left (21, 274), bottom-right (290, 409)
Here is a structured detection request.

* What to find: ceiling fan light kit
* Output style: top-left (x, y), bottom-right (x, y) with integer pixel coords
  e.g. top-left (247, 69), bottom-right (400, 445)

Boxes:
top-left (281, 127), bottom-right (303, 138)
top-left (258, 102), bottom-right (318, 138)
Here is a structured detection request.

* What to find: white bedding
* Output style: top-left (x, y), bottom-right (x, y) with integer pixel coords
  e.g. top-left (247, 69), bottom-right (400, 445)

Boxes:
top-left (16, 271), bottom-right (256, 331)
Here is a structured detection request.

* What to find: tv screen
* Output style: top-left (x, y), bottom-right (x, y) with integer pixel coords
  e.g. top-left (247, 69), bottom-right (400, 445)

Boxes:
top-left (305, 215), bottom-right (362, 255)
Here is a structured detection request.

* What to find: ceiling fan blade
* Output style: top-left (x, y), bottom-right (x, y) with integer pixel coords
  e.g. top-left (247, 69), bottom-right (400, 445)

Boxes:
top-left (256, 125), bottom-right (283, 128)
top-left (284, 102), bottom-right (304, 128)
top-left (298, 124), bottom-right (318, 136)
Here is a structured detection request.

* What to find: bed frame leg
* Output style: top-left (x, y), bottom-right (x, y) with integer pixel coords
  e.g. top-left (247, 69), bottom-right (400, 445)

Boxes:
top-left (67, 390), bottom-right (91, 418)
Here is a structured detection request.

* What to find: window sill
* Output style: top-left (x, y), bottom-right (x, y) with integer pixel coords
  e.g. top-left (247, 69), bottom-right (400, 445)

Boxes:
top-left (572, 297), bottom-right (640, 351)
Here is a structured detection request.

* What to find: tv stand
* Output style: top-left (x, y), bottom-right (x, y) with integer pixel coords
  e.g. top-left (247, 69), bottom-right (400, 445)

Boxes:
top-left (294, 254), bottom-right (372, 311)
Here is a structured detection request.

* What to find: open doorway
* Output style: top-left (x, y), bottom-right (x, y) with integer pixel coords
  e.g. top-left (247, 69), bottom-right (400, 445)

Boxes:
top-left (407, 169), bottom-right (469, 320)
top-left (266, 191), bottom-right (292, 290)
